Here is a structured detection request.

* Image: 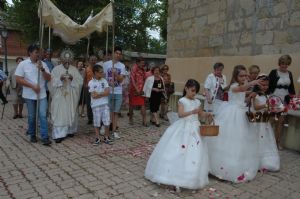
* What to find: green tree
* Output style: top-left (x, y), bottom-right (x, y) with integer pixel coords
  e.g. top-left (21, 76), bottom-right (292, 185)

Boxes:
top-left (5, 0), bottom-right (167, 56)
top-left (0, 0), bottom-right (7, 10)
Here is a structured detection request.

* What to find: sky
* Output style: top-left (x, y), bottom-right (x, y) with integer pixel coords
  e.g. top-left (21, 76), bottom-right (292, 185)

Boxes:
top-left (6, 0), bottom-right (12, 5)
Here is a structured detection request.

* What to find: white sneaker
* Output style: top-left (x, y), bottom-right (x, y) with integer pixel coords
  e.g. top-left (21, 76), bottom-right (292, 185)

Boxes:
top-left (113, 132), bottom-right (121, 139)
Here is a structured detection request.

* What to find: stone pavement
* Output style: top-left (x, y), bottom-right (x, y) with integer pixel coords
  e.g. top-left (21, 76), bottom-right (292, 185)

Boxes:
top-left (1, 99), bottom-right (300, 199)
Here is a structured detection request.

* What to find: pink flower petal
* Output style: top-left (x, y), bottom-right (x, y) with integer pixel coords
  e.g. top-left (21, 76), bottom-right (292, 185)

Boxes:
top-left (237, 174), bottom-right (245, 181)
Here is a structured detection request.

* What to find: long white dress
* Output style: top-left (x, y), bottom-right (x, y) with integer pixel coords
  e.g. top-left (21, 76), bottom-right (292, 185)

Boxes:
top-left (49, 64), bottom-right (83, 139)
top-left (145, 97), bottom-right (209, 189)
top-left (206, 83), bottom-right (260, 183)
top-left (253, 95), bottom-right (280, 171)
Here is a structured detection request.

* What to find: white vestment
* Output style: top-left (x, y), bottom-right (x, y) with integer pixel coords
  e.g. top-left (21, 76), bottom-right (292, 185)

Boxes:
top-left (49, 64), bottom-right (83, 139)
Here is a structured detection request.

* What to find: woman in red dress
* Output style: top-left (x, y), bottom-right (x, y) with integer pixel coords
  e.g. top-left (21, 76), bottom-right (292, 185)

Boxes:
top-left (129, 57), bottom-right (147, 126)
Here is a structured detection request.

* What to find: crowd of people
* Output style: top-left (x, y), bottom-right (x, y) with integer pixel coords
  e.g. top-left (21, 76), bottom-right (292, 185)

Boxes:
top-left (0, 44), bottom-right (174, 146)
top-left (1, 43), bottom-right (300, 192)
top-left (145, 54), bottom-right (300, 191)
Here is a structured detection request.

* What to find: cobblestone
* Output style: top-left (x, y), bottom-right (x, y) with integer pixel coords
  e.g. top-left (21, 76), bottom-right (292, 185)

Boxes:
top-left (1, 99), bottom-right (300, 199)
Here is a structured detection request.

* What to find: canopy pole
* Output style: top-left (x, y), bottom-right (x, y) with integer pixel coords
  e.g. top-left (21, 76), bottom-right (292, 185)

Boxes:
top-left (48, 26), bottom-right (51, 53)
top-left (37, 0), bottom-right (45, 137)
top-left (111, 0), bottom-right (116, 137)
top-left (106, 25), bottom-right (109, 54)
top-left (86, 36), bottom-right (90, 60)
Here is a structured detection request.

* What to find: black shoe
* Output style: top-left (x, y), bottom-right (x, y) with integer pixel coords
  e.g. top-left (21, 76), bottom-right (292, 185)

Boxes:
top-left (13, 115), bottom-right (18, 119)
top-left (155, 123), bottom-right (160, 127)
top-left (54, 138), bottom-right (63, 143)
top-left (18, 115), bottom-right (23, 118)
top-left (67, 134), bottom-right (74, 138)
top-left (93, 138), bottom-right (100, 146)
top-left (150, 120), bottom-right (155, 125)
top-left (42, 139), bottom-right (52, 146)
top-left (30, 136), bottom-right (37, 143)
top-left (103, 137), bottom-right (113, 145)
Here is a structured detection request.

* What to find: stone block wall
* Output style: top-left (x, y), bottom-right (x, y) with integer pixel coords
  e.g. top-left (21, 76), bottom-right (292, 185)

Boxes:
top-left (167, 0), bottom-right (300, 58)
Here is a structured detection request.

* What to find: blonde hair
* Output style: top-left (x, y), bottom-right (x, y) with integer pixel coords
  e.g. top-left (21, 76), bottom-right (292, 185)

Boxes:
top-left (278, 55), bottom-right (292, 66)
top-left (248, 65), bottom-right (260, 73)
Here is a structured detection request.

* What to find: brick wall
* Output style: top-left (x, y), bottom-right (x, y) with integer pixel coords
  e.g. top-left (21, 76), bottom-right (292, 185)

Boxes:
top-left (0, 30), bottom-right (28, 57)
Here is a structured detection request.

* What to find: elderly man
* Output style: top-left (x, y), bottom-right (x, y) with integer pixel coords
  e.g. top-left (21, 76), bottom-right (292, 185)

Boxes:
top-left (49, 57), bottom-right (83, 143)
top-left (15, 44), bottom-right (52, 146)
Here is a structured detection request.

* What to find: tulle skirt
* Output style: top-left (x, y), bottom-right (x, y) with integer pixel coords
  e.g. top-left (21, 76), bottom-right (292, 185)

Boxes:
top-left (145, 119), bottom-right (209, 189)
top-left (206, 102), bottom-right (260, 183)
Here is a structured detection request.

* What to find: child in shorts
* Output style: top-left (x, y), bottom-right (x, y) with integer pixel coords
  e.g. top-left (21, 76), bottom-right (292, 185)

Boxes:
top-left (88, 64), bottom-right (113, 145)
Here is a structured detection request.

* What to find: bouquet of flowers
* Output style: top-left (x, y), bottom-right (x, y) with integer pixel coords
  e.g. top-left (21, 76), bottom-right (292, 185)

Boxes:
top-left (287, 96), bottom-right (300, 111)
top-left (267, 95), bottom-right (288, 121)
top-left (268, 95), bottom-right (286, 113)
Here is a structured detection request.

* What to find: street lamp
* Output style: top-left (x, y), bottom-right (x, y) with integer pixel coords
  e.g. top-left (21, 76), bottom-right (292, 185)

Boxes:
top-left (0, 23), bottom-right (8, 76)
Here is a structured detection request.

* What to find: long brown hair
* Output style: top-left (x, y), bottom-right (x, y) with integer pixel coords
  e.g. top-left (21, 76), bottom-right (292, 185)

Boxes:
top-left (225, 65), bottom-right (247, 91)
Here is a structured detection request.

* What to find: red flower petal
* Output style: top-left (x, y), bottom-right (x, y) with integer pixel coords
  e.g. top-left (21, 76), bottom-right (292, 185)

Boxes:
top-left (237, 174), bottom-right (245, 181)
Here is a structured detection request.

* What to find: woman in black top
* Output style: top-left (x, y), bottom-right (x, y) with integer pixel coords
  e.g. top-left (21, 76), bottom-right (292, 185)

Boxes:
top-left (149, 66), bottom-right (165, 127)
top-left (268, 54), bottom-right (295, 150)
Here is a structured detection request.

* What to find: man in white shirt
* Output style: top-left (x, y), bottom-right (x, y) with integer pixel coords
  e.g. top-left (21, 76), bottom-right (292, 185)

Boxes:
top-left (103, 47), bottom-right (126, 139)
top-left (15, 44), bottom-right (52, 146)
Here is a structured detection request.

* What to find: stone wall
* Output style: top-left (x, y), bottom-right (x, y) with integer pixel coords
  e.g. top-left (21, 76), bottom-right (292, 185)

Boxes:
top-left (167, 0), bottom-right (300, 57)
top-left (166, 0), bottom-right (300, 92)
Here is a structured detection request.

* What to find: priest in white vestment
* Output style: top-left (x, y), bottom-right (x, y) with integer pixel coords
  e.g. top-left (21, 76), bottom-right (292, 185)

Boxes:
top-left (50, 62), bottom-right (83, 143)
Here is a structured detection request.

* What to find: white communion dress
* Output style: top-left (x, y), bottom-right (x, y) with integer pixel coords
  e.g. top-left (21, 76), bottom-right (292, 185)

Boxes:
top-left (145, 97), bottom-right (209, 189)
top-left (253, 95), bottom-right (280, 171)
top-left (206, 83), bottom-right (260, 183)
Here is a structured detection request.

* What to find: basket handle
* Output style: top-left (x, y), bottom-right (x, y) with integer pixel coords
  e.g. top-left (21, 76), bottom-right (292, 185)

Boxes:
top-left (206, 115), bottom-right (215, 125)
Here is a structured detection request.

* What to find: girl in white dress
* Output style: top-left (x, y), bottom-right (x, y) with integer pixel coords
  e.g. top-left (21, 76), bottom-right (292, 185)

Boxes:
top-left (252, 74), bottom-right (280, 171)
top-left (207, 65), bottom-right (263, 183)
top-left (145, 79), bottom-right (212, 190)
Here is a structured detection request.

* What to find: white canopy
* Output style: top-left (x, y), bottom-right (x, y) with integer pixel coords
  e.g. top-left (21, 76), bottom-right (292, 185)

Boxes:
top-left (38, 0), bottom-right (113, 44)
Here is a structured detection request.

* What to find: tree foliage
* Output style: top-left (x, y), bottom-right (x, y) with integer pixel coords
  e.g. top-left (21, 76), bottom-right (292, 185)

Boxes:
top-left (5, 0), bottom-right (167, 56)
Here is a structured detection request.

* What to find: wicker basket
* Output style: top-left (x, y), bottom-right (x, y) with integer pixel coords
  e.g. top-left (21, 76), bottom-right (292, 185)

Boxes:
top-left (246, 95), bottom-right (271, 123)
top-left (200, 120), bottom-right (219, 136)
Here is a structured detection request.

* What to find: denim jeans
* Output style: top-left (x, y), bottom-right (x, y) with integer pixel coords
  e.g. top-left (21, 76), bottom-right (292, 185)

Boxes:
top-left (24, 97), bottom-right (49, 140)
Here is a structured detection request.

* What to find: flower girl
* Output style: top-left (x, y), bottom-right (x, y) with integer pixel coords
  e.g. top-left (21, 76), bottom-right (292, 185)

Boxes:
top-left (207, 65), bottom-right (263, 183)
top-left (145, 79), bottom-right (212, 190)
top-left (252, 74), bottom-right (280, 171)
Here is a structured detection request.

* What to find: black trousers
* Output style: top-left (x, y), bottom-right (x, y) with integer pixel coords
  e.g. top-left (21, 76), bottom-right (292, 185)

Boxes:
top-left (84, 87), bottom-right (93, 122)
top-left (0, 84), bottom-right (8, 103)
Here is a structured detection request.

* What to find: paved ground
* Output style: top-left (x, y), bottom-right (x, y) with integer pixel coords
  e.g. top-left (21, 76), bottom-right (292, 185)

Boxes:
top-left (1, 98), bottom-right (300, 199)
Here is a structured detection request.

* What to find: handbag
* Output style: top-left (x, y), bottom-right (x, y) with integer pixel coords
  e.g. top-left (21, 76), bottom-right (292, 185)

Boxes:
top-left (200, 119), bottom-right (219, 136)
